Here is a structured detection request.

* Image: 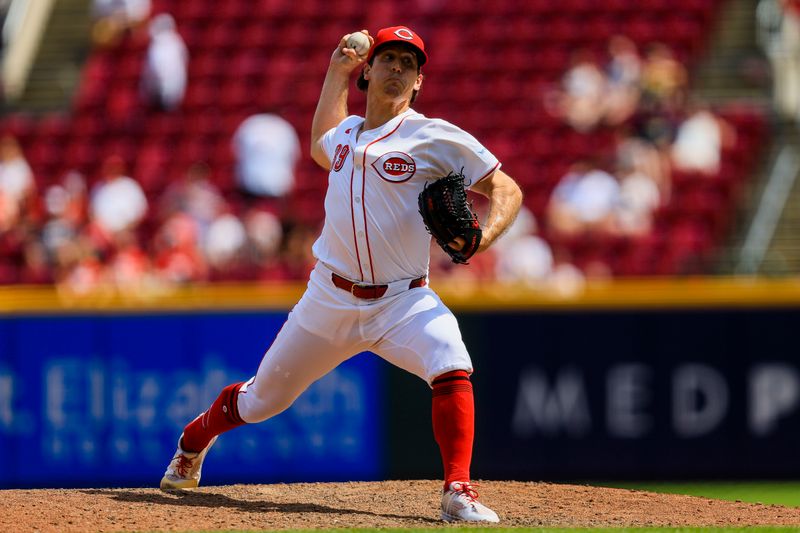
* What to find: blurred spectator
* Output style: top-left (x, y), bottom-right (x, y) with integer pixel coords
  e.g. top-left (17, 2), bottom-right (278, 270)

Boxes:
top-left (233, 113), bottom-right (301, 199)
top-left (55, 171), bottom-right (89, 227)
top-left (242, 207), bottom-right (284, 277)
top-left (158, 161), bottom-right (226, 240)
top-left (141, 13), bottom-right (188, 111)
top-left (546, 50), bottom-right (607, 132)
top-left (616, 130), bottom-right (670, 198)
top-left (671, 103), bottom-right (737, 175)
top-left (40, 171), bottom-right (89, 288)
top-left (547, 161), bottom-right (622, 238)
top-left (488, 206), bottom-right (585, 295)
top-left (604, 35), bottom-right (642, 126)
top-left (57, 245), bottom-right (105, 295)
top-left (106, 229), bottom-right (153, 292)
top-left (614, 131), bottom-right (668, 237)
top-left (758, 0), bottom-right (800, 119)
top-left (0, 134), bottom-right (35, 224)
top-left (89, 156), bottom-right (148, 239)
top-left (640, 43), bottom-right (688, 111)
top-left (494, 207), bottom-right (554, 283)
top-left (153, 212), bottom-right (207, 284)
top-left (204, 212), bottom-right (247, 274)
top-left (428, 242), bottom-right (497, 286)
top-left (19, 240), bottom-right (52, 284)
top-left (91, 0), bottom-right (151, 47)
top-left (616, 167), bottom-right (662, 237)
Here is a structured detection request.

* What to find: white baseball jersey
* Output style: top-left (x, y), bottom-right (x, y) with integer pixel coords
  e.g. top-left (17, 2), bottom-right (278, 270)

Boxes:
top-left (312, 108), bottom-right (500, 285)
top-left (237, 109), bottom-right (501, 420)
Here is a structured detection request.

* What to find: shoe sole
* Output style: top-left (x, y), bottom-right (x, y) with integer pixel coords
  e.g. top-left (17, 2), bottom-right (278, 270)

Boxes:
top-left (440, 511), bottom-right (500, 523)
top-left (160, 476), bottom-right (199, 490)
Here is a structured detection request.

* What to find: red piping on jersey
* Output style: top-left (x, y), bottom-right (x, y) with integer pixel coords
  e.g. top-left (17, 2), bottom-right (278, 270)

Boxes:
top-left (349, 161), bottom-right (364, 280)
top-left (361, 115), bottom-right (411, 283)
top-left (473, 161), bottom-right (501, 186)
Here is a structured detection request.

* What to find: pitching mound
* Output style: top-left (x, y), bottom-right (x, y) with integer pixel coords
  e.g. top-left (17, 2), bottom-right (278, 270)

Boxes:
top-left (3, 480), bottom-right (800, 532)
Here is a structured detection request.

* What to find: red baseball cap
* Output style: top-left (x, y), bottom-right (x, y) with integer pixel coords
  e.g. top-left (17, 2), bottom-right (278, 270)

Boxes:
top-left (367, 26), bottom-right (428, 66)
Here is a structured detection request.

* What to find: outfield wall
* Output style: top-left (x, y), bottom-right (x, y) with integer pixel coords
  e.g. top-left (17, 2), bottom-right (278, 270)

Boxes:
top-left (389, 308), bottom-right (800, 481)
top-left (1, 279), bottom-right (799, 487)
top-left (0, 311), bottom-right (382, 488)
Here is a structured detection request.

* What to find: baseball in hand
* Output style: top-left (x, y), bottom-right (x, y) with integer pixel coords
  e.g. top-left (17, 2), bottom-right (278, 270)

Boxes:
top-left (346, 32), bottom-right (370, 56)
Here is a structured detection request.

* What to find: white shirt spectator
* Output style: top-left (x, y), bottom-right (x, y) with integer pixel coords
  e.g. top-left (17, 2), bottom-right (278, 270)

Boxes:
top-left (496, 235), bottom-right (555, 284)
top-left (493, 206), bottom-right (584, 290)
top-left (564, 62), bottom-right (606, 100)
top-left (552, 169), bottom-right (621, 222)
top-left (494, 206), bottom-right (555, 283)
top-left (233, 114), bottom-right (301, 197)
top-left (672, 110), bottom-right (724, 174)
top-left (90, 175), bottom-right (148, 233)
top-left (141, 13), bottom-right (188, 111)
top-left (205, 213), bottom-right (247, 268)
top-left (0, 156), bottom-right (33, 204)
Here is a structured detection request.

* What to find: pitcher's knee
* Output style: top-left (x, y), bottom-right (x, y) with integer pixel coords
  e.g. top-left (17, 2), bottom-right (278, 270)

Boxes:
top-left (237, 384), bottom-right (297, 423)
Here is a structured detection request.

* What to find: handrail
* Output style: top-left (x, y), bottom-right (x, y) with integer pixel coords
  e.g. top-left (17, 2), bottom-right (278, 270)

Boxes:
top-left (736, 144), bottom-right (800, 274)
top-left (1, 0), bottom-right (56, 100)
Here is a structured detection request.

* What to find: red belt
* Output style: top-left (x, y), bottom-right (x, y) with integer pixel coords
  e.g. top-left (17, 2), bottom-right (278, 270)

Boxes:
top-left (331, 272), bottom-right (426, 299)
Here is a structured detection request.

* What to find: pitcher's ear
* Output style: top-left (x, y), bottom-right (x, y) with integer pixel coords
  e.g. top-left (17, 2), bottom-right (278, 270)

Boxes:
top-left (414, 72), bottom-right (424, 90)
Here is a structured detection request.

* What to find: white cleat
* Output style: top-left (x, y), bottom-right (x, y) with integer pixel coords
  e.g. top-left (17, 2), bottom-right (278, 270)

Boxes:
top-left (159, 433), bottom-right (218, 489)
top-left (440, 481), bottom-right (500, 523)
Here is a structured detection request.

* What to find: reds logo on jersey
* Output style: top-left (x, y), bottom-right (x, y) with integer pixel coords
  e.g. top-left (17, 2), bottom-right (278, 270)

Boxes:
top-left (332, 144), bottom-right (350, 172)
top-left (372, 151), bottom-right (417, 183)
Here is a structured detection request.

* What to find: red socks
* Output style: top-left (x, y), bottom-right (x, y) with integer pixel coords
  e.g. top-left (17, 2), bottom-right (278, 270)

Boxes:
top-left (181, 381), bottom-right (246, 453)
top-left (431, 370), bottom-right (474, 488)
top-left (182, 370), bottom-right (476, 489)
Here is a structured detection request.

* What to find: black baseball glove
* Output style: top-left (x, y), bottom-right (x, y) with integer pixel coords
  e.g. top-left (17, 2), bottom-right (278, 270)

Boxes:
top-left (418, 169), bottom-right (482, 264)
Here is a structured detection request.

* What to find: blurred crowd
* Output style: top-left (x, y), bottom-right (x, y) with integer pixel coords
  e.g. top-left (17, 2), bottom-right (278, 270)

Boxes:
top-left (534, 36), bottom-right (736, 278)
top-left (0, 1), bottom-right (321, 295)
top-left (0, 2), bottom-right (751, 293)
top-left (0, 138), bottom-right (316, 295)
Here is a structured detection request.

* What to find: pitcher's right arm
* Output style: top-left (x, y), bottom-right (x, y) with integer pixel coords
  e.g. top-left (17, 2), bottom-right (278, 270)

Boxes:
top-left (310, 31), bottom-right (373, 169)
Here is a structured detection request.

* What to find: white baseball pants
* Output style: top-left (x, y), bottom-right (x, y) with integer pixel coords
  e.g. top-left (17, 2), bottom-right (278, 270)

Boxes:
top-left (236, 262), bottom-right (473, 424)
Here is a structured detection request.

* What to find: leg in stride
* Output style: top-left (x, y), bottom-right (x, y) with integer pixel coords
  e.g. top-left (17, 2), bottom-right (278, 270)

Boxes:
top-left (433, 370), bottom-right (499, 523)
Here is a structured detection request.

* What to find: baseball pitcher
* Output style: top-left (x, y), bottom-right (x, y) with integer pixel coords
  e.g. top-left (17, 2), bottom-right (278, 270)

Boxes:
top-left (160, 25), bottom-right (523, 523)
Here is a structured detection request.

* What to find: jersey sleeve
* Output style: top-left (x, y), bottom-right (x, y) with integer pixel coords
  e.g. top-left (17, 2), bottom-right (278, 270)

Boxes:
top-left (423, 120), bottom-right (501, 188)
top-left (320, 115), bottom-right (362, 162)
top-left (319, 126), bottom-right (338, 161)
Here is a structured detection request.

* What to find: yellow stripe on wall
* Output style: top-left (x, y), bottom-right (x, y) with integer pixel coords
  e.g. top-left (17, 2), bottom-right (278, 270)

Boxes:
top-left (2, 277), bottom-right (800, 314)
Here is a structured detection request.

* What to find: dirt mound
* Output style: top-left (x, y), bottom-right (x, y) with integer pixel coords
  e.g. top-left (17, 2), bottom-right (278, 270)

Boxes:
top-left (3, 480), bottom-right (800, 532)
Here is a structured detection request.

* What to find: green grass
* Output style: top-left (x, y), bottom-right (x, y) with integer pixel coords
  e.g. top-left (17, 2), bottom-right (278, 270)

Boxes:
top-left (599, 482), bottom-right (800, 507)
